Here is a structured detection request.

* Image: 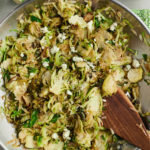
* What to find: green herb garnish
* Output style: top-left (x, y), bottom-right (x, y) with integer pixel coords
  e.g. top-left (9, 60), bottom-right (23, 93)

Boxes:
top-left (101, 135), bottom-right (106, 141)
top-left (11, 109), bottom-right (22, 118)
top-left (34, 133), bottom-right (43, 147)
top-left (142, 54), bottom-right (148, 61)
top-left (0, 40), bottom-right (9, 63)
top-left (27, 67), bottom-right (37, 74)
top-left (29, 109), bottom-right (39, 127)
top-left (37, 136), bottom-right (43, 146)
top-left (42, 58), bottom-right (50, 64)
top-left (127, 48), bottom-right (137, 54)
top-left (106, 40), bottom-right (115, 45)
top-left (2, 69), bottom-right (10, 81)
top-left (24, 109), bottom-right (39, 128)
top-left (63, 142), bottom-right (68, 150)
top-left (50, 114), bottom-right (60, 123)
top-left (31, 16), bottom-right (42, 23)
top-left (94, 18), bottom-right (100, 28)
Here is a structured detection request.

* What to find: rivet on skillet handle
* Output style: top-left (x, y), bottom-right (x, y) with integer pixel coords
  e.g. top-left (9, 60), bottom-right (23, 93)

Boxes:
top-left (102, 88), bottom-right (150, 150)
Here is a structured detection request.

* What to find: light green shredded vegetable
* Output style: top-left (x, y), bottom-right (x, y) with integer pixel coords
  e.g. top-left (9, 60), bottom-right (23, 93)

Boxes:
top-left (0, 0), bottom-right (145, 149)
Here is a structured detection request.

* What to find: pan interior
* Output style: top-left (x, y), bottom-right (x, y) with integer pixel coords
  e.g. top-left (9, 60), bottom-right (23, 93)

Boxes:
top-left (0, 0), bottom-right (149, 150)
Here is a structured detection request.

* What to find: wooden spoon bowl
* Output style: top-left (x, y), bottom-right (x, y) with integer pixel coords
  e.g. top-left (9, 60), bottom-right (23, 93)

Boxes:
top-left (102, 88), bottom-right (150, 150)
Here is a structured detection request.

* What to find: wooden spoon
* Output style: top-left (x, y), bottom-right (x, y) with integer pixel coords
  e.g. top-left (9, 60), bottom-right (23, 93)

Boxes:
top-left (102, 88), bottom-right (150, 150)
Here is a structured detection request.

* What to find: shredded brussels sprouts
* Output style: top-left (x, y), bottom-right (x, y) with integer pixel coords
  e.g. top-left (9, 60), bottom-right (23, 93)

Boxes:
top-left (0, 0), bottom-right (144, 149)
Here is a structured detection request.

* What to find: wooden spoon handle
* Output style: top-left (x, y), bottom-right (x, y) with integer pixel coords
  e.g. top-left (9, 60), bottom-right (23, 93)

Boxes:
top-left (102, 89), bottom-right (150, 150)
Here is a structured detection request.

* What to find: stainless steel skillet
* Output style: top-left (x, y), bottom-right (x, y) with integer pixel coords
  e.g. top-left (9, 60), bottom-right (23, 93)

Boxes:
top-left (0, 0), bottom-right (150, 150)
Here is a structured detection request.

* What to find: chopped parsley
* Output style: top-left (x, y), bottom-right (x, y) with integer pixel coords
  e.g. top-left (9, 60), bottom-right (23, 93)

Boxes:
top-left (24, 109), bottom-right (39, 128)
top-left (101, 135), bottom-right (106, 141)
top-left (31, 16), bottom-right (42, 23)
top-left (94, 18), bottom-right (100, 28)
top-left (11, 109), bottom-right (22, 118)
top-left (142, 54), bottom-right (148, 61)
top-left (2, 69), bottom-right (10, 81)
top-left (127, 48), bottom-right (137, 54)
top-left (27, 67), bottom-right (38, 74)
top-left (50, 114), bottom-right (60, 123)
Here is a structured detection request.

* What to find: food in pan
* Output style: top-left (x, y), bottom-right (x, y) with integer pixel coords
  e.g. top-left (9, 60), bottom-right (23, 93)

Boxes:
top-left (0, 0), bottom-right (144, 149)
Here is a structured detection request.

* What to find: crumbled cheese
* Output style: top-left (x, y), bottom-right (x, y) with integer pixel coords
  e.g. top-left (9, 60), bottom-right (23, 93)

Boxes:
top-left (68, 15), bottom-right (87, 28)
top-left (63, 128), bottom-right (71, 140)
top-left (20, 53), bottom-right (24, 57)
top-left (85, 4), bottom-right (89, 7)
top-left (117, 145), bottom-right (121, 150)
top-left (96, 54), bottom-right (102, 60)
top-left (51, 45), bottom-right (60, 54)
top-left (43, 61), bottom-right (49, 68)
top-left (126, 92), bottom-right (131, 98)
top-left (73, 56), bottom-right (83, 62)
top-left (87, 20), bottom-right (94, 33)
top-left (49, 35), bottom-right (53, 39)
top-left (90, 44), bottom-right (93, 48)
top-left (41, 26), bottom-right (49, 33)
top-left (58, 33), bottom-right (67, 43)
top-left (52, 133), bottom-right (59, 140)
top-left (40, 37), bottom-right (47, 46)
top-left (124, 83), bottom-right (127, 87)
top-left (61, 64), bottom-right (67, 70)
top-left (42, 46), bottom-right (45, 49)
top-left (94, 38), bottom-right (96, 42)
top-left (96, 13), bottom-right (105, 21)
top-left (83, 59), bottom-right (95, 69)
top-left (28, 35), bottom-right (33, 41)
top-left (86, 61), bottom-right (95, 69)
top-left (80, 82), bottom-right (87, 90)
top-left (70, 46), bottom-right (77, 53)
top-left (67, 90), bottom-right (72, 96)
top-left (125, 65), bottom-right (131, 71)
top-left (105, 40), bottom-right (110, 44)
top-left (110, 128), bottom-right (115, 135)
top-left (30, 73), bottom-right (35, 78)
top-left (103, 99), bottom-right (107, 102)
top-left (132, 59), bottom-right (140, 68)
top-left (110, 22), bottom-right (117, 31)
top-left (123, 39), bottom-right (128, 43)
